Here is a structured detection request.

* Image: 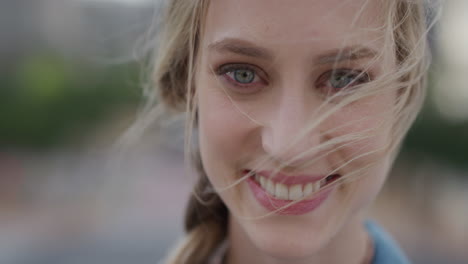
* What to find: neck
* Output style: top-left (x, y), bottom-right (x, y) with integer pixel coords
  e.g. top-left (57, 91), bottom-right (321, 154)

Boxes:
top-left (225, 214), bottom-right (370, 264)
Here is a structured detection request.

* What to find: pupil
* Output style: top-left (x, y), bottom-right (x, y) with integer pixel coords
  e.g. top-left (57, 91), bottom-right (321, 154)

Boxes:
top-left (234, 69), bottom-right (254, 83)
top-left (331, 73), bottom-right (353, 89)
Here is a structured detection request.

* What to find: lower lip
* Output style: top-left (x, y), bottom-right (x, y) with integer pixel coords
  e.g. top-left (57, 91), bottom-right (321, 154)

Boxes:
top-left (246, 177), bottom-right (333, 215)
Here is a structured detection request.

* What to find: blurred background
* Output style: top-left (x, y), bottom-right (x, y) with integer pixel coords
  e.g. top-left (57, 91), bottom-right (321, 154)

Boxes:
top-left (0, 0), bottom-right (467, 263)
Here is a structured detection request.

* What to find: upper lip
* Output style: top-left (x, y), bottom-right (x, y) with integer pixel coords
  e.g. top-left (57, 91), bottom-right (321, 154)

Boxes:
top-left (246, 170), bottom-right (328, 185)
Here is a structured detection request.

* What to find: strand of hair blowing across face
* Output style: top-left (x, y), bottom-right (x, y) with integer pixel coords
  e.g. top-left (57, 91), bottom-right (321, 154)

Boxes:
top-left (163, 153), bottom-right (228, 264)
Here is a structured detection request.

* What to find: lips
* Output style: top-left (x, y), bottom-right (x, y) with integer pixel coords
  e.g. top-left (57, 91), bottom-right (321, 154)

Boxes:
top-left (244, 169), bottom-right (341, 215)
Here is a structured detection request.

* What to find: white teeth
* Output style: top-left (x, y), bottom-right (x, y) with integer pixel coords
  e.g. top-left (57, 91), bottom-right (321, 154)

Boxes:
top-left (315, 182), bottom-right (321, 192)
top-left (303, 183), bottom-right (313, 197)
top-left (275, 183), bottom-right (289, 199)
top-left (254, 174), bottom-right (322, 201)
top-left (266, 179), bottom-right (275, 195)
top-left (288, 184), bottom-right (303, 200)
top-left (259, 176), bottom-right (265, 187)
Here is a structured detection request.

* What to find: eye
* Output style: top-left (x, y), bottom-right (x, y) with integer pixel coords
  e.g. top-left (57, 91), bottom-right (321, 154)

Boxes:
top-left (215, 64), bottom-right (266, 92)
top-left (317, 69), bottom-right (370, 93)
top-left (230, 69), bottom-right (255, 84)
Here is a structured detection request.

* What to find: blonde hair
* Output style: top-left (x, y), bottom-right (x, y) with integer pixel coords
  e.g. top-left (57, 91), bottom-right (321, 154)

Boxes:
top-left (137, 1), bottom-right (439, 263)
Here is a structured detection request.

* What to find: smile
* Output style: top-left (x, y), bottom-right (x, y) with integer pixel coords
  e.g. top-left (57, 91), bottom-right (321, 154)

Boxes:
top-left (244, 170), bottom-right (342, 201)
top-left (244, 170), bottom-right (342, 215)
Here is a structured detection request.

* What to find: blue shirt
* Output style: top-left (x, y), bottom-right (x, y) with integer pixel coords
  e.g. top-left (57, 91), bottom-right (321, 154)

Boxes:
top-left (366, 221), bottom-right (411, 264)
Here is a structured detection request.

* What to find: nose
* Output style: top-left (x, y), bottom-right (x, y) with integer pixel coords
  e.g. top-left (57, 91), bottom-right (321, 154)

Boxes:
top-left (261, 95), bottom-right (323, 167)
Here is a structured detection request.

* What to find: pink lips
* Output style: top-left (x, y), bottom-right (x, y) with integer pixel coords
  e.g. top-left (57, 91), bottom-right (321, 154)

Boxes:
top-left (245, 170), bottom-right (334, 215)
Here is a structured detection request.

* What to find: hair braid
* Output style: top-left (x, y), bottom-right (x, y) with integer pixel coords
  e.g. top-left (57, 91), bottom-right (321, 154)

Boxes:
top-left (163, 152), bottom-right (228, 264)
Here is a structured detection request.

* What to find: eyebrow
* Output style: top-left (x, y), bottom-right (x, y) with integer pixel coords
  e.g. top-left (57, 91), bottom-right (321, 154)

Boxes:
top-left (208, 38), bottom-right (274, 60)
top-left (207, 38), bottom-right (377, 64)
top-left (316, 47), bottom-right (377, 64)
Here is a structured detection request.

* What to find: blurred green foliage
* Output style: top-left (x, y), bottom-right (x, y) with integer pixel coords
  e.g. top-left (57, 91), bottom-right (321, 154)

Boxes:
top-left (0, 54), bottom-right (140, 148)
top-left (400, 71), bottom-right (468, 170)
top-left (404, 105), bottom-right (468, 169)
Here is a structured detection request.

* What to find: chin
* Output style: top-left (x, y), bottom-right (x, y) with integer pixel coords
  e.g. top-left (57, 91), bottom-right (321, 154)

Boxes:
top-left (231, 199), bottom-right (339, 260)
top-left (261, 235), bottom-right (325, 259)
top-left (245, 220), bottom-right (331, 260)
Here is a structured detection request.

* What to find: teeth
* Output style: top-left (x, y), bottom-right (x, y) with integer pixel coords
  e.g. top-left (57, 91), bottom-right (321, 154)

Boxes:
top-left (303, 183), bottom-right (313, 196)
top-left (259, 176), bottom-right (265, 187)
top-left (266, 179), bottom-right (275, 195)
top-left (275, 183), bottom-right (289, 199)
top-left (254, 175), bottom-right (322, 201)
top-left (288, 184), bottom-right (303, 200)
top-left (314, 182), bottom-right (320, 192)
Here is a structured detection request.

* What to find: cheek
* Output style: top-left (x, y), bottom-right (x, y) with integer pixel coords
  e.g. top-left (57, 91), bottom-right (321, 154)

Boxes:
top-left (335, 117), bottom-right (391, 163)
top-left (197, 84), bottom-right (254, 187)
top-left (330, 95), bottom-right (395, 165)
top-left (347, 153), bottom-right (392, 212)
top-left (197, 85), bottom-right (261, 216)
top-left (327, 96), bottom-right (395, 209)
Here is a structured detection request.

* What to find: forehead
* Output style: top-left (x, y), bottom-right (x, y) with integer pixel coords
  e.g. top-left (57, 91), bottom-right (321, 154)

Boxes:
top-left (202, 0), bottom-right (386, 53)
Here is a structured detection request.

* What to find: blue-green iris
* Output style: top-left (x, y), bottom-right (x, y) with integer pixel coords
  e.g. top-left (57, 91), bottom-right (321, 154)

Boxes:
top-left (234, 69), bottom-right (255, 84)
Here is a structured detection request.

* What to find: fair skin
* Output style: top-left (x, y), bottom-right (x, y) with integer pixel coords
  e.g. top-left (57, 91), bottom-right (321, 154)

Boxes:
top-left (196, 0), bottom-right (397, 264)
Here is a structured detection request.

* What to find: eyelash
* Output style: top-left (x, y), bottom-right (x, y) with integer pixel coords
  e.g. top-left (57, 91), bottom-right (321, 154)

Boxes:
top-left (215, 63), bottom-right (371, 95)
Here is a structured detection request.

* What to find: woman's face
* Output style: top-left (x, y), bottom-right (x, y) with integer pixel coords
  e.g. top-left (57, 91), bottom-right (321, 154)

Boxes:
top-left (196, 0), bottom-right (397, 259)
